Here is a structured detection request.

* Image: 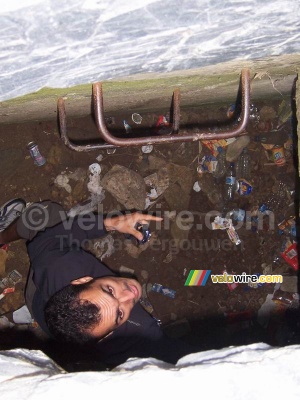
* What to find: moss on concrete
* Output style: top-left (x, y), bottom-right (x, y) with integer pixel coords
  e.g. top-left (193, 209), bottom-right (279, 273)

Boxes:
top-left (0, 53), bottom-right (299, 125)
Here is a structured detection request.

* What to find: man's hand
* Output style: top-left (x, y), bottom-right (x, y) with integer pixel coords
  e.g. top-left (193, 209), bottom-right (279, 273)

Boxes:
top-left (104, 212), bottom-right (163, 242)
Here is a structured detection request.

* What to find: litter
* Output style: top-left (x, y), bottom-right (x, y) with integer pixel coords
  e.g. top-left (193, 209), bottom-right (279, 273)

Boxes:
top-left (211, 216), bottom-right (241, 246)
top-left (0, 270), bottom-right (22, 290)
top-left (123, 120), bottom-right (132, 133)
top-left (132, 113), bottom-right (143, 124)
top-left (27, 141), bottom-right (46, 167)
top-left (87, 163), bottom-right (105, 207)
top-left (13, 305), bottom-right (34, 324)
top-left (54, 174), bottom-right (72, 193)
top-left (151, 283), bottom-right (176, 298)
top-left (0, 287), bottom-right (15, 301)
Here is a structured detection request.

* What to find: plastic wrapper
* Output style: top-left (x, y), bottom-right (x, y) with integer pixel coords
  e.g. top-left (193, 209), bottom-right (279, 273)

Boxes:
top-left (201, 138), bottom-right (236, 157)
top-left (197, 155), bottom-right (218, 174)
top-left (278, 216), bottom-right (296, 237)
top-left (280, 241), bottom-right (298, 271)
top-left (236, 179), bottom-right (253, 196)
top-left (212, 216), bottom-right (241, 246)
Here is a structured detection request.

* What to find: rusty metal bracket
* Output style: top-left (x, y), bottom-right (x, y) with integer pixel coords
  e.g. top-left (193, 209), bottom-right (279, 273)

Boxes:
top-left (58, 87), bottom-right (181, 151)
top-left (93, 68), bottom-right (250, 147)
top-left (57, 97), bottom-right (116, 151)
top-left (58, 68), bottom-right (250, 151)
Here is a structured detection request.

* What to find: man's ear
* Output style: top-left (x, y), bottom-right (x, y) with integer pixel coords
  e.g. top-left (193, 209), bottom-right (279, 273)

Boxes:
top-left (70, 276), bottom-right (94, 285)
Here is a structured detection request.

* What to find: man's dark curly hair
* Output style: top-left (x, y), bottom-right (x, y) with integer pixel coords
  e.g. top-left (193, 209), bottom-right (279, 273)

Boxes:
top-left (44, 280), bottom-right (102, 344)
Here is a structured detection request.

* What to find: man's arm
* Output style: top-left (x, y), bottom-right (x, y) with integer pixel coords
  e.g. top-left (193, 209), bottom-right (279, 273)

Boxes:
top-left (48, 211), bottom-right (162, 246)
top-left (3, 200), bottom-right (162, 247)
top-left (104, 212), bottom-right (162, 242)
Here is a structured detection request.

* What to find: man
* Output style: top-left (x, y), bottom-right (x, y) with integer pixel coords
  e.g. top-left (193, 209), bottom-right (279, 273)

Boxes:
top-left (0, 198), bottom-right (200, 367)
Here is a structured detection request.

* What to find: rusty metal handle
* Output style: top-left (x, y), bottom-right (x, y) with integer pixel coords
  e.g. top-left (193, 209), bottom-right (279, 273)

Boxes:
top-left (57, 97), bottom-right (116, 151)
top-left (93, 68), bottom-right (250, 147)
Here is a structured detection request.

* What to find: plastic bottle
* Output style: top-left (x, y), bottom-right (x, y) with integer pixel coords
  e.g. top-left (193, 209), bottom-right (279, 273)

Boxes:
top-left (236, 147), bottom-right (251, 180)
top-left (224, 162), bottom-right (236, 202)
top-left (230, 208), bottom-right (246, 222)
top-left (212, 147), bottom-right (227, 179)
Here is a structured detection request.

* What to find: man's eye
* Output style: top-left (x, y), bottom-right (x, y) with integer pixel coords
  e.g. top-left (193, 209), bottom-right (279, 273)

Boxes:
top-left (118, 309), bottom-right (124, 320)
top-left (108, 286), bottom-right (114, 295)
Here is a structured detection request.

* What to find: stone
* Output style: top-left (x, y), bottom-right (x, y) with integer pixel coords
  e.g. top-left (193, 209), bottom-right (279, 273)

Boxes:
top-left (197, 172), bottom-right (223, 206)
top-left (101, 164), bottom-right (146, 210)
top-left (144, 167), bottom-right (169, 198)
top-left (163, 163), bottom-right (195, 211)
top-left (167, 163), bottom-right (194, 193)
top-left (226, 135), bottom-right (250, 162)
top-left (47, 144), bottom-right (64, 165)
top-left (164, 183), bottom-right (191, 211)
top-left (147, 155), bottom-right (167, 170)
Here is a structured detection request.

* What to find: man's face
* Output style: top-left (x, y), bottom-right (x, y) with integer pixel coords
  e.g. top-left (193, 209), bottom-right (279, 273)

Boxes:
top-left (76, 276), bottom-right (142, 339)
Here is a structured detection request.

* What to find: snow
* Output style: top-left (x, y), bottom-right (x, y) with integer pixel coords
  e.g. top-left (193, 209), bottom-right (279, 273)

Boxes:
top-left (1, 344), bottom-right (300, 399)
top-left (0, 0), bottom-right (299, 101)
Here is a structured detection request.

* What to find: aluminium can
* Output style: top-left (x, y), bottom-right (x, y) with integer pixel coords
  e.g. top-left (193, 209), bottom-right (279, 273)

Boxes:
top-left (27, 141), bottom-right (46, 166)
top-left (271, 145), bottom-right (286, 167)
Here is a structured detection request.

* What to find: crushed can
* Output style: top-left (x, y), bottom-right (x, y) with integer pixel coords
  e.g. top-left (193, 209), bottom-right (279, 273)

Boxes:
top-left (27, 142), bottom-right (46, 166)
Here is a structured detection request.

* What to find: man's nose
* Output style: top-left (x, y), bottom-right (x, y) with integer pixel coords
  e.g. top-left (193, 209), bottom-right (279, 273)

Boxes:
top-left (118, 289), bottom-right (135, 303)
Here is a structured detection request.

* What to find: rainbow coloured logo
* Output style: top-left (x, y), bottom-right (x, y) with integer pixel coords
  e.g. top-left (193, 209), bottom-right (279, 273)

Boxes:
top-left (184, 270), bottom-right (211, 286)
